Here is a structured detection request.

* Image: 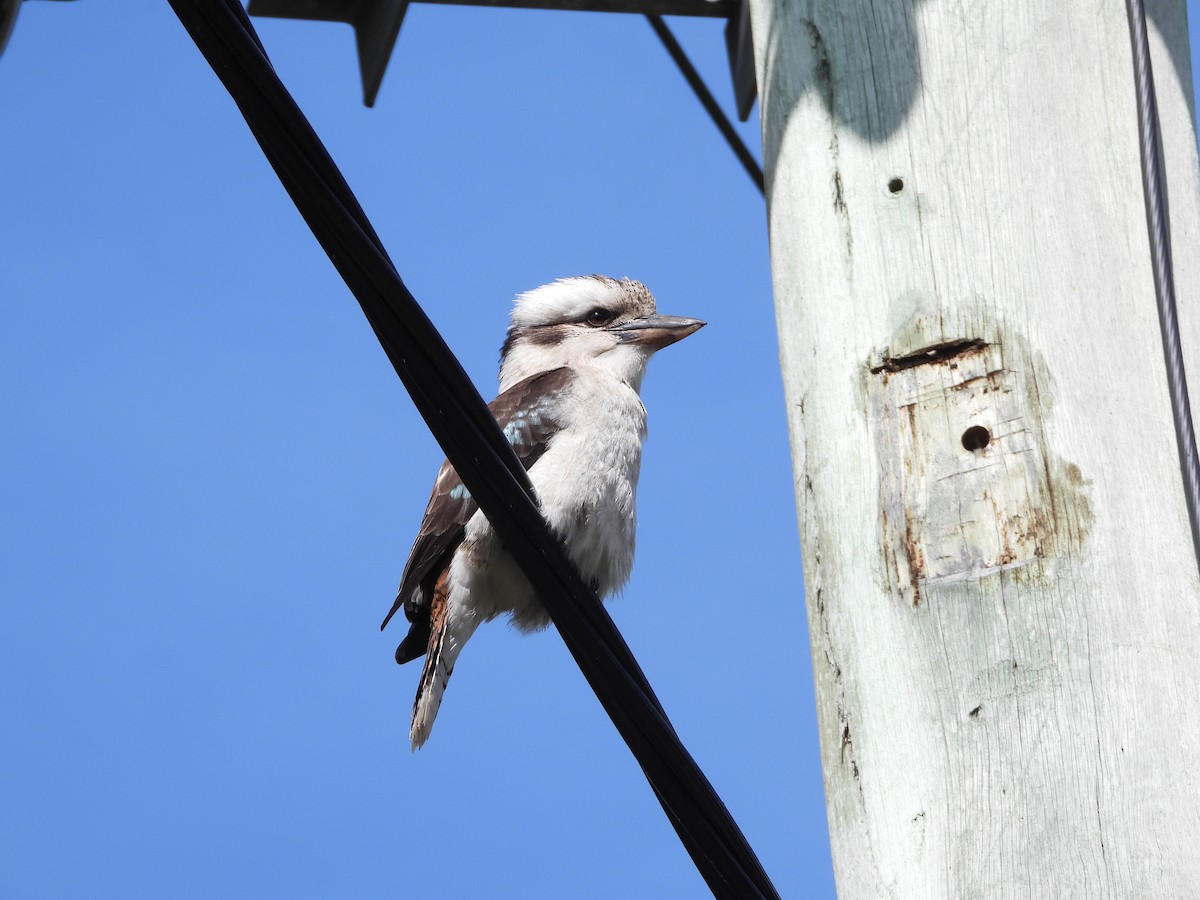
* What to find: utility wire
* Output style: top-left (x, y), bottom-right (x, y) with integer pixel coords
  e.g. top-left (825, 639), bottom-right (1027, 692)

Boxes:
top-left (1123, 0), bottom-right (1200, 572)
top-left (167, 2), bottom-right (780, 897)
top-left (646, 13), bottom-right (764, 195)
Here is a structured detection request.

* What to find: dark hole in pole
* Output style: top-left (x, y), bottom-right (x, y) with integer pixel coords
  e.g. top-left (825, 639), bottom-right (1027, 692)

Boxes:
top-left (962, 425), bottom-right (991, 452)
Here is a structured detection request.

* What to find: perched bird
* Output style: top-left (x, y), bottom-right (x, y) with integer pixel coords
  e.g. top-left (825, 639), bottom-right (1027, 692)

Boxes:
top-left (381, 275), bottom-right (704, 749)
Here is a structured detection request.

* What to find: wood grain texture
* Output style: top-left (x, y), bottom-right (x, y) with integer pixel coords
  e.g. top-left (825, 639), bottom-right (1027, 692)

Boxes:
top-left (747, 1), bottom-right (1200, 896)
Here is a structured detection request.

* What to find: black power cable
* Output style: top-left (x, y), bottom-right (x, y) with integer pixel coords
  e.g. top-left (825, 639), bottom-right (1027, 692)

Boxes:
top-left (167, 2), bottom-right (780, 897)
top-left (646, 13), bottom-right (764, 195)
top-left (1123, 0), bottom-right (1200, 572)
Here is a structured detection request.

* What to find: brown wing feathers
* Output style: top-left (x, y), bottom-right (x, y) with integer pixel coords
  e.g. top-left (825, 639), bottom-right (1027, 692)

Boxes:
top-left (383, 367), bottom-right (574, 665)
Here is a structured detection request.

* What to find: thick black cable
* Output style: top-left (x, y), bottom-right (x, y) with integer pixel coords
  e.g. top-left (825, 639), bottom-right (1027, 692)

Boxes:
top-left (182, 10), bottom-right (757, 892)
top-left (168, 2), bottom-right (780, 897)
top-left (1124, 0), bottom-right (1200, 572)
top-left (645, 13), bottom-right (764, 196)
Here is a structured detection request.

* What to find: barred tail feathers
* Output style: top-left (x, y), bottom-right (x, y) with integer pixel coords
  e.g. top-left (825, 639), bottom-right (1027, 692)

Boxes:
top-left (410, 570), bottom-right (476, 750)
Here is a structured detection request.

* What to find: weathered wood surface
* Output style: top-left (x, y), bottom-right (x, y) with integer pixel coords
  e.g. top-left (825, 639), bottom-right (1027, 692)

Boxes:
top-left (747, 1), bottom-right (1200, 896)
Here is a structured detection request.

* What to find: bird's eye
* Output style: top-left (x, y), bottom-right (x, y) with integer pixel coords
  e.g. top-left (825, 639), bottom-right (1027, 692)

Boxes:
top-left (584, 308), bottom-right (613, 327)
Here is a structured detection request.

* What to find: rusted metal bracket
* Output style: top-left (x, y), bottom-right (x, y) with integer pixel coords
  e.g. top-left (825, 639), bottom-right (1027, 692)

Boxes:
top-left (869, 333), bottom-right (1090, 607)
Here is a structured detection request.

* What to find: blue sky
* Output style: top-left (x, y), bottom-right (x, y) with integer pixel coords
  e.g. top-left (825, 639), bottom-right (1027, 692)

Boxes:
top-left (0, 3), bottom-right (816, 898)
top-left (3, 4), bottom-right (1198, 899)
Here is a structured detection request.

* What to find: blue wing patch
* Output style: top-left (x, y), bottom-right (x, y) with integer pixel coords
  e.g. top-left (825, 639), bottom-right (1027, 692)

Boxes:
top-left (383, 367), bottom-right (573, 646)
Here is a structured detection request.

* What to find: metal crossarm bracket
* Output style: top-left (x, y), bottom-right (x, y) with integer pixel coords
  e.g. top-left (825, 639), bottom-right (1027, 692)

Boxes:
top-left (0, 0), bottom-right (78, 61)
top-left (723, 0), bottom-right (753, 121)
top-left (247, 0), bottom-right (409, 106)
top-left (247, 0), bottom-right (751, 112)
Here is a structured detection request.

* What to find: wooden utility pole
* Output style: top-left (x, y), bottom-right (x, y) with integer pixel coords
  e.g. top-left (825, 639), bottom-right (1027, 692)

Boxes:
top-left (748, 1), bottom-right (1200, 896)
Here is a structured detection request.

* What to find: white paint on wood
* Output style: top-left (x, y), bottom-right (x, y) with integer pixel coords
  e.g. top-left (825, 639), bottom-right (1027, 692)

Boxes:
top-left (748, 1), bottom-right (1200, 896)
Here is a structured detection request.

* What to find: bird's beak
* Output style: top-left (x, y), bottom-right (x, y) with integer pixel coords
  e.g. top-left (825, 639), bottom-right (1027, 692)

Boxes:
top-left (611, 314), bottom-right (706, 350)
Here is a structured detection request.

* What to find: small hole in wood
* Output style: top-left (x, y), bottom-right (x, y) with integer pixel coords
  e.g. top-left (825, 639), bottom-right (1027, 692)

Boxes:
top-left (887, 177), bottom-right (904, 194)
top-left (962, 425), bottom-right (990, 452)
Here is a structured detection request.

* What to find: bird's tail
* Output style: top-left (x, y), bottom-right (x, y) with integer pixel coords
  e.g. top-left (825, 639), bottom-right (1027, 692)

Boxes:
top-left (410, 569), bottom-right (477, 750)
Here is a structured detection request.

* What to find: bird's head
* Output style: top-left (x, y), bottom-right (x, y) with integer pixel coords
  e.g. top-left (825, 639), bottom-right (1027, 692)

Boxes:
top-left (498, 275), bottom-right (704, 391)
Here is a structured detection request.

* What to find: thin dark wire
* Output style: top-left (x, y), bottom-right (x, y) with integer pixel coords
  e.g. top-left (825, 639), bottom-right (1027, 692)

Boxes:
top-left (645, 13), bottom-right (764, 195)
top-left (167, 2), bottom-right (780, 897)
top-left (1124, 0), bottom-right (1200, 572)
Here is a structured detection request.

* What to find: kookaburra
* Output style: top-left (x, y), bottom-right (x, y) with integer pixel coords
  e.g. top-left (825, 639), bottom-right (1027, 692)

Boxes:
top-left (381, 275), bottom-right (704, 749)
